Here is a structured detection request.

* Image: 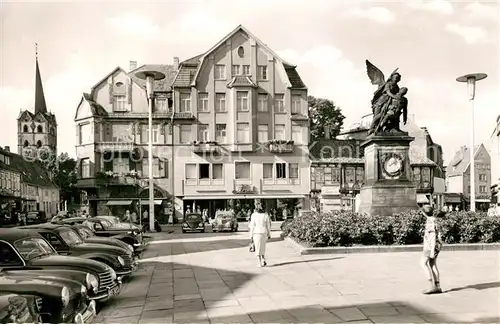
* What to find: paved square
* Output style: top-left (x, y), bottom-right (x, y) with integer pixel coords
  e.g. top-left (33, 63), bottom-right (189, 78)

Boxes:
top-left (95, 228), bottom-right (500, 323)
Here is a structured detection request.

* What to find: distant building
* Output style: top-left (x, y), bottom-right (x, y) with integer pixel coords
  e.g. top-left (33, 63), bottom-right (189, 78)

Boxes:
top-left (446, 144), bottom-right (491, 211)
top-left (0, 146), bottom-right (59, 219)
top-left (17, 55), bottom-right (57, 159)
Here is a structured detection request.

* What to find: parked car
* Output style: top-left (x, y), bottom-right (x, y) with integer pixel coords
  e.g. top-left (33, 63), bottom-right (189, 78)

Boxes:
top-left (182, 213), bottom-right (205, 233)
top-left (18, 224), bottom-right (137, 277)
top-left (26, 211), bottom-right (47, 225)
top-left (0, 274), bottom-right (96, 324)
top-left (0, 292), bottom-right (38, 324)
top-left (212, 211), bottom-right (238, 232)
top-left (71, 224), bottom-right (135, 255)
top-left (95, 216), bottom-right (142, 231)
top-left (55, 218), bottom-right (146, 253)
top-left (0, 228), bottom-right (121, 303)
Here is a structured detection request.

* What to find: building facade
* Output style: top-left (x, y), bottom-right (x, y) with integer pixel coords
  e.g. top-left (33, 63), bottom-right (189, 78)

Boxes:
top-left (74, 62), bottom-right (177, 219)
top-left (446, 144), bottom-right (492, 210)
top-left (0, 146), bottom-right (59, 221)
top-left (171, 25), bottom-right (310, 217)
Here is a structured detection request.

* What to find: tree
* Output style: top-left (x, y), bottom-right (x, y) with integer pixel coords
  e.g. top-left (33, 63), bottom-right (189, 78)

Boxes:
top-left (308, 95), bottom-right (346, 142)
top-left (42, 152), bottom-right (79, 207)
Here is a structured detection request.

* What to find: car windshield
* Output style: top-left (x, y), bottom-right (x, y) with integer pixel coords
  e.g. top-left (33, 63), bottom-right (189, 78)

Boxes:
top-left (102, 217), bottom-right (119, 224)
top-left (59, 230), bottom-right (83, 246)
top-left (14, 237), bottom-right (55, 260)
top-left (187, 214), bottom-right (201, 220)
top-left (216, 214), bottom-right (232, 220)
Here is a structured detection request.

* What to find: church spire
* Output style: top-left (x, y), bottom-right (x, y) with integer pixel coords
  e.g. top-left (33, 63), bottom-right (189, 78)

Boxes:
top-left (34, 43), bottom-right (47, 114)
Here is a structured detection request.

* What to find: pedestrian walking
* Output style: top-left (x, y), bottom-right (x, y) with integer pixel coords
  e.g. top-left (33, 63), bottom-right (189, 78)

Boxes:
top-left (249, 202), bottom-right (272, 267)
top-left (421, 205), bottom-right (443, 294)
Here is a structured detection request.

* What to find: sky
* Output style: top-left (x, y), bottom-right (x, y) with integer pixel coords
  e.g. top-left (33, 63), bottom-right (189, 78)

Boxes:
top-left (0, 0), bottom-right (499, 178)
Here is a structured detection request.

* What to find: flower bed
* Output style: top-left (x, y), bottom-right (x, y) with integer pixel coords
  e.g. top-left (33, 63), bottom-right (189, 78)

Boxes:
top-left (281, 210), bottom-right (500, 247)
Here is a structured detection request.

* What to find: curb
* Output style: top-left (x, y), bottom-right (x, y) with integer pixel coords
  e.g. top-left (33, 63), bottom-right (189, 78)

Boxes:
top-left (284, 237), bottom-right (500, 255)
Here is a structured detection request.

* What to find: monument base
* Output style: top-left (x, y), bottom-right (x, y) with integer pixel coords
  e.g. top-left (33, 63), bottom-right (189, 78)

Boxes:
top-left (358, 183), bottom-right (418, 216)
top-left (358, 133), bottom-right (419, 216)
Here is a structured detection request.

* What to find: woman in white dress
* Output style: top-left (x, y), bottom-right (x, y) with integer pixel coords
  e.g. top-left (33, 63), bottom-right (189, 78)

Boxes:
top-left (249, 203), bottom-right (271, 267)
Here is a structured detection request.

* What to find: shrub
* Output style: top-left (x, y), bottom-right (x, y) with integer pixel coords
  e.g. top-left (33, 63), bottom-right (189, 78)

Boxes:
top-left (282, 209), bottom-right (500, 247)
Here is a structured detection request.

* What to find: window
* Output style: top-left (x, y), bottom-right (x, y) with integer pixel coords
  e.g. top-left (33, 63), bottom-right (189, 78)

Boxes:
top-left (479, 186), bottom-right (487, 193)
top-left (242, 65), bottom-right (250, 75)
top-left (152, 158), bottom-right (167, 178)
top-left (479, 174), bottom-right (487, 181)
top-left (155, 98), bottom-right (168, 112)
top-left (232, 65), bottom-right (241, 76)
top-left (140, 125), bottom-right (158, 144)
top-left (81, 158), bottom-right (90, 178)
top-left (274, 124), bottom-right (285, 140)
top-left (292, 125), bottom-right (302, 144)
top-left (78, 123), bottom-right (91, 145)
top-left (422, 167), bottom-right (430, 182)
top-left (23, 140), bottom-right (29, 147)
top-left (238, 46), bottom-right (245, 58)
top-left (263, 163), bottom-right (273, 179)
top-left (198, 93), bottom-right (209, 112)
top-left (237, 123), bottom-right (250, 143)
top-left (214, 64), bottom-right (226, 80)
top-left (36, 140), bottom-right (42, 148)
top-left (198, 124), bottom-right (210, 141)
top-left (235, 162), bottom-right (250, 179)
top-left (0, 242), bottom-right (23, 265)
top-left (275, 94), bottom-right (285, 113)
top-left (258, 125), bottom-right (268, 143)
top-left (212, 164), bottom-right (223, 179)
top-left (257, 65), bottom-right (268, 80)
top-left (236, 91), bottom-right (249, 111)
top-left (37, 125), bottom-right (43, 133)
top-left (199, 164), bottom-right (209, 179)
top-left (113, 124), bottom-right (132, 142)
top-left (185, 164), bottom-right (196, 180)
top-left (113, 157), bottom-right (129, 174)
top-left (180, 125), bottom-right (191, 144)
top-left (289, 163), bottom-right (299, 179)
top-left (180, 93), bottom-right (191, 112)
top-left (216, 124), bottom-right (227, 143)
top-left (291, 95), bottom-right (301, 114)
top-left (113, 95), bottom-right (127, 111)
top-left (23, 125), bottom-right (28, 132)
top-left (413, 167), bottom-right (421, 182)
top-left (215, 93), bottom-right (226, 112)
top-left (258, 94), bottom-right (268, 112)
top-left (276, 163), bottom-right (287, 179)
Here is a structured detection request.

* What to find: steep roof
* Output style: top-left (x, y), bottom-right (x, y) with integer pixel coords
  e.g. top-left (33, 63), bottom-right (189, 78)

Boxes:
top-left (34, 57), bottom-right (47, 114)
top-left (446, 144), bottom-right (484, 177)
top-left (74, 93), bottom-right (108, 120)
top-left (129, 64), bottom-right (177, 92)
top-left (0, 147), bottom-right (57, 188)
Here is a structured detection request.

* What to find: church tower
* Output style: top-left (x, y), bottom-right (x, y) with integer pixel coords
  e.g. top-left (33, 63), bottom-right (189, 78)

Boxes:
top-left (17, 48), bottom-right (57, 160)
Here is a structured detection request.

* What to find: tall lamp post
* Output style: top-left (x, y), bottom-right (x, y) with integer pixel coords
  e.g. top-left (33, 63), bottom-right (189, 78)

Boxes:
top-left (135, 70), bottom-right (166, 232)
top-left (456, 73), bottom-right (488, 212)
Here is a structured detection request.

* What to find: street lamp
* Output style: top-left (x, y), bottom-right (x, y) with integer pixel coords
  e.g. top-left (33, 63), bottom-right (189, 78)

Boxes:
top-left (135, 70), bottom-right (165, 232)
top-left (456, 73), bottom-right (488, 212)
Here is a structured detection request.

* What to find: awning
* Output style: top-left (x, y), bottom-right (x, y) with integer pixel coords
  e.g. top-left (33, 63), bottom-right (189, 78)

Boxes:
top-left (183, 194), bottom-right (307, 200)
top-left (476, 199), bottom-right (491, 203)
top-left (417, 194), bottom-right (429, 204)
top-left (106, 200), bottom-right (133, 206)
top-left (444, 194), bottom-right (462, 203)
top-left (139, 200), bottom-right (163, 205)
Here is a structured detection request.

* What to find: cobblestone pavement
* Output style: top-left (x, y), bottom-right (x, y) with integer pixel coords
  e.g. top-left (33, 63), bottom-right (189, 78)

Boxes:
top-left (95, 228), bottom-right (500, 323)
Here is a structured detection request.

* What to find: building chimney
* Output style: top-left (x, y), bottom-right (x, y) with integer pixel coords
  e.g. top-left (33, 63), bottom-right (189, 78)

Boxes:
top-left (129, 60), bottom-right (137, 71)
top-left (173, 57), bottom-right (179, 71)
top-left (4, 146), bottom-right (9, 152)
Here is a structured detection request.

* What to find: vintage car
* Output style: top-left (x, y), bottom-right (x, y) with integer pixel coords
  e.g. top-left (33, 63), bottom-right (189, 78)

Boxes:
top-left (95, 216), bottom-right (142, 231)
top-left (212, 211), bottom-right (239, 232)
top-left (71, 224), bottom-right (135, 255)
top-left (0, 292), bottom-right (38, 324)
top-left (182, 213), bottom-right (205, 233)
top-left (54, 217), bottom-right (146, 253)
top-left (0, 275), bottom-right (96, 324)
top-left (0, 228), bottom-right (121, 303)
top-left (18, 224), bottom-right (137, 277)
top-left (26, 211), bottom-right (47, 225)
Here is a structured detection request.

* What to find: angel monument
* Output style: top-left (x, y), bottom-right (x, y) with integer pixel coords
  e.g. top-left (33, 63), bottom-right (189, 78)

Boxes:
top-left (365, 60), bottom-right (408, 135)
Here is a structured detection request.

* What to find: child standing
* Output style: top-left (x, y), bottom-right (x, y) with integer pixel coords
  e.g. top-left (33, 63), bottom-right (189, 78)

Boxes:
top-left (421, 205), bottom-right (444, 294)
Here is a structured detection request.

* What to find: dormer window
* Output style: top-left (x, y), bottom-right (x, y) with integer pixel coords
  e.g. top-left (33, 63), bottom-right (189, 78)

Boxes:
top-left (115, 82), bottom-right (124, 87)
top-left (238, 46), bottom-right (245, 58)
top-left (113, 95), bottom-right (127, 112)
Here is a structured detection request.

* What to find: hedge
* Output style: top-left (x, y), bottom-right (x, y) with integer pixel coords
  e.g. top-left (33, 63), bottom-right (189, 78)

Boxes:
top-left (281, 210), bottom-right (500, 247)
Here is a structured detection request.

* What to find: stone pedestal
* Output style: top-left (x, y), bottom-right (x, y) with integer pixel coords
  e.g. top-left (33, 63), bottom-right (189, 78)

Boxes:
top-left (358, 133), bottom-right (418, 216)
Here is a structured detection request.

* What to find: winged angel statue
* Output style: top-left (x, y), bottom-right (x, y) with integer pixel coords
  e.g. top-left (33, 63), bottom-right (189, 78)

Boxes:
top-left (365, 60), bottom-right (408, 135)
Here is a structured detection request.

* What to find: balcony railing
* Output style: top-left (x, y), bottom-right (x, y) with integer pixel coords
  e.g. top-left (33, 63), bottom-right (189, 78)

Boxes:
top-left (96, 141), bottom-right (136, 153)
top-left (231, 144), bottom-right (254, 152)
top-left (415, 181), bottom-right (433, 191)
top-left (173, 112), bottom-right (195, 120)
top-left (191, 141), bottom-right (220, 154)
top-left (262, 178), bottom-right (300, 186)
top-left (267, 140), bottom-right (294, 153)
top-left (291, 113), bottom-right (308, 121)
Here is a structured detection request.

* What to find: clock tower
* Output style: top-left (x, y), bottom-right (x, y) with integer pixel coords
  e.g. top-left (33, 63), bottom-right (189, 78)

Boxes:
top-left (358, 132), bottom-right (418, 216)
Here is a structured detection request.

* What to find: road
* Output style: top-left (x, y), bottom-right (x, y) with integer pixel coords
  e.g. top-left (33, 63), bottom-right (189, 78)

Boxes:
top-left (94, 225), bottom-right (500, 323)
